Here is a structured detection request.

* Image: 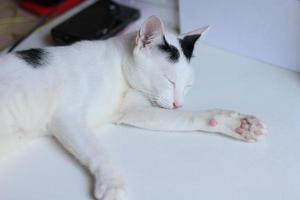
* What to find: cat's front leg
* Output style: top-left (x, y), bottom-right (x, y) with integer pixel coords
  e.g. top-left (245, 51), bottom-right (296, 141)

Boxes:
top-left (49, 113), bottom-right (124, 200)
top-left (117, 107), bottom-right (267, 142)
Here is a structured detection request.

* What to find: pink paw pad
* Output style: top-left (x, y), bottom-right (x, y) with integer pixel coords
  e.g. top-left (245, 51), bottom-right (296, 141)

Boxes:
top-left (235, 128), bottom-right (244, 134)
top-left (254, 120), bottom-right (263, 127)
top-left (256, 123), bottom-right (263, 128)
top-left (208, 118), bottom-right (218, 127)
top-left (240, 122), bottom-right (249, 129)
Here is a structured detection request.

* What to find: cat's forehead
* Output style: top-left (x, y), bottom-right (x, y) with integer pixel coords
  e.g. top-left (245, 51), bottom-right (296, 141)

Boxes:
top-left (164, 31), bottom-right (181, 49)
top-left (156, 32), bottom-right (193, 81)
top-left (156, 31), bottom-right (189, 65)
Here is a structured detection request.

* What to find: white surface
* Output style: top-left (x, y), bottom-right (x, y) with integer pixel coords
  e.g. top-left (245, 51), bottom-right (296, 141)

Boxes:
top-left (1, 1), bottom-right (300, 200)
top-left (179, 0), bottom-right (300, 72)
top-left (1, 43), bottom-right (300, 200)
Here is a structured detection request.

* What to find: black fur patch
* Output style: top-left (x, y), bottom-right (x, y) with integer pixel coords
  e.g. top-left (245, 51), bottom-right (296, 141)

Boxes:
top-left (16, 48), bottom-right (48, 68)
top-left (179, 34), bottom-right (201, 61)
top-left (158, 36), bottom-right (180, 63)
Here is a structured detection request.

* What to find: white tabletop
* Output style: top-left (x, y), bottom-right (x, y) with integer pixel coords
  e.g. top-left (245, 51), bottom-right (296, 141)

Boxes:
top-left (0, 1), bottom-right (300, 200)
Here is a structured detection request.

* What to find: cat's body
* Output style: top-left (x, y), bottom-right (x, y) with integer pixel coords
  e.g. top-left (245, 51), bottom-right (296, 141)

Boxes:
top-left (0, 39), bottom-right (126, 158)
top-left (0, 38), bottom-right (126, 132)
top-left (0, 17), bottom-right (267, 200)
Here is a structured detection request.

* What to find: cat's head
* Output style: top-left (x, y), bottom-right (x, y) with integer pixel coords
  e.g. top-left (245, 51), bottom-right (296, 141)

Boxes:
top-left (130, 16), bottom-right (209, 109)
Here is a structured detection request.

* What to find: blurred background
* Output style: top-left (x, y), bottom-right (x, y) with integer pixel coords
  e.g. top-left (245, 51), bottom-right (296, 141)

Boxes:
top-left (0, 0), bottom-right (299, 71)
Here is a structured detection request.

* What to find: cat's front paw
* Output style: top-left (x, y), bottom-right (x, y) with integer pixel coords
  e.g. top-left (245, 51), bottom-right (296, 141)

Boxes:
top-left (233, 114), bottom-right (267, 142)
top-left (212, 111), bottom-right (267, 142)
top-left (94, 174), bottom-right (125, 200)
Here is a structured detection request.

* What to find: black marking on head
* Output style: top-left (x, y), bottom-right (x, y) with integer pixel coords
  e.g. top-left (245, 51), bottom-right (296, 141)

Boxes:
top-left (158, 36), bottom-right (180, 63)
top-left (16, 48), bottom-right (48, 68)
top-left (179, 34), bottom-right (201, 61)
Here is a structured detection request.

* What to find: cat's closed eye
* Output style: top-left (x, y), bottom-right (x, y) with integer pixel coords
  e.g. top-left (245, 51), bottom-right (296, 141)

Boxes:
top-left (164, 76), bottom-right (176, 88)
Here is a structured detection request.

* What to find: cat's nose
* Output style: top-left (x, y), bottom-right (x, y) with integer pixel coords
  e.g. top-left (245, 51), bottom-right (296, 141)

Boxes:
top-left (173, 101), bottom-right (183, 109)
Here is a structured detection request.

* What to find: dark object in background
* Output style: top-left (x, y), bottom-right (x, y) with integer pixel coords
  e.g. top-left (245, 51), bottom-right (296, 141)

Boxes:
top-left (7, 1), bottom-right (67, 53)
top-left (20, 0), bottom-right (83, 16)
top-left (8, 0), bottom-right (73, 53)
top-left (51, 0), bottom-right (140, 45)
top-left (26, 0), bottom-right (64, 6)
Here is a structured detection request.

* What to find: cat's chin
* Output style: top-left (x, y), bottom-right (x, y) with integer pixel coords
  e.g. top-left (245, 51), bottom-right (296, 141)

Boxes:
top-left (149, 99), bottom-right (173, 109)
top-left (157, 104), bottom-right (175, 110)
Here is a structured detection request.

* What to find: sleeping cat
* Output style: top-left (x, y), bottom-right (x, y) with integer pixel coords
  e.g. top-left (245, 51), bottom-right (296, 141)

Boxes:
top-left (0, 16), bottom-right (267, 200)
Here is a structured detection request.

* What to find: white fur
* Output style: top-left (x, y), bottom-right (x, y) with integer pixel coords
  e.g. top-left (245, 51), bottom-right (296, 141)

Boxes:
top-left (0, 16), bottom-right (267, 200)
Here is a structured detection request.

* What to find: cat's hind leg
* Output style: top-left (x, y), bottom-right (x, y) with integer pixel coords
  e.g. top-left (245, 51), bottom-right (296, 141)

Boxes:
top-left (49, 112), bottom-right (124, 200)
top-left (0, 98), bottom-right (51, 159)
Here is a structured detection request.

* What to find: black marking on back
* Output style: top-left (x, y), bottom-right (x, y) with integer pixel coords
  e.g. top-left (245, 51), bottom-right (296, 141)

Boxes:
top-left (16, 48), bottom-right (48, 68)
top-left (158, 36), bottom-right (180, 63)
top-left (179, 34), bottom-right (201, 61)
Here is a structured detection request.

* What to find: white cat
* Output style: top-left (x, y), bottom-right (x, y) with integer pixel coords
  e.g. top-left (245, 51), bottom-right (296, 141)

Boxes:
top-left (0, 16), bottom-right (267, 200)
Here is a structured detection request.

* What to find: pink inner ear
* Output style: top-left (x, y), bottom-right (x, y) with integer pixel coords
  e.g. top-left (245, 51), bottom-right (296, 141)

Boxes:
top-left (141, 16), bottom-right (164, 35)
top-left (179, 25), bottom-right (210, 38)
top-left (136, 16), bottom-right (164, 47)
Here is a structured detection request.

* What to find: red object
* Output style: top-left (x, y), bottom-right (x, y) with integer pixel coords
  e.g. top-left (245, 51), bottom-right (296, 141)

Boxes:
top-left (20, 0), bottom-right (84, 17)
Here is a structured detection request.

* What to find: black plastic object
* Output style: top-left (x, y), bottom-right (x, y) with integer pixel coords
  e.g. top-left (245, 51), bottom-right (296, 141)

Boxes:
top-left (28, 0), bottom-right (64, 6)
top-left (51, 0), bottom-right (140, 45)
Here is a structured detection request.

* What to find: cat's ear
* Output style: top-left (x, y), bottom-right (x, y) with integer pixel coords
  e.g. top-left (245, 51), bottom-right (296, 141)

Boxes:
top-left (136, 16), bottom-right (164, 48)
top-left (179, 26), bottom-right (209, 60)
